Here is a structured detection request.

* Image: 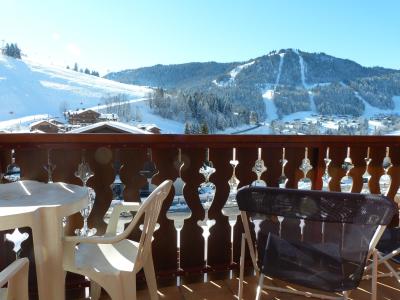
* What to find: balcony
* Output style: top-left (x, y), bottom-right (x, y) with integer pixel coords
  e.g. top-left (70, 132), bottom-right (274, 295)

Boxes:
top-left (1, 133), bottom-right (400, 299)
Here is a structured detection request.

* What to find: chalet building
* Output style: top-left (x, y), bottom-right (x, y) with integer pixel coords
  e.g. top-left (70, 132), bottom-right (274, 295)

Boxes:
top-left (29, 120), bottom-right (62, 133)
top-left (65, 109), bottom-right (101, 125)
top-left (65, 109), bottom-right (119, 125)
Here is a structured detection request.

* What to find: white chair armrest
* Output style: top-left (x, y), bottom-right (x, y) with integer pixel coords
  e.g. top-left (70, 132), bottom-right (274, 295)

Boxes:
top-left (105, 202), bottom-right (141, 236)
top-left (0, 257), bottom-right (29, 288)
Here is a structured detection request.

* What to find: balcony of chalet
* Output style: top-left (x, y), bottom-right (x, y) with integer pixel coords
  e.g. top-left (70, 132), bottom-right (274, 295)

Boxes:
top-left (1, 133), bottom-right (400, 299)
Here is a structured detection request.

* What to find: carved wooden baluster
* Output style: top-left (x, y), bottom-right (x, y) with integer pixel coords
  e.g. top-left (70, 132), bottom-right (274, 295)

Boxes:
top-left (166, 148), bottom-right (191, 284)
top-left (339, 147), bottom-right (354, 250)
top-left (138, 148), bottom-right (161, 238)
top-left (197, 148), bottom-right (216, 281)
top-left (139, 148), bottom-right (159, 201)
top-left (298, 147), bottom-right (312, 190)
top-left (297, 147), bottom-right (313, 241)
top-left (277, 148), bottom-right (288, 237)
top-left (278, 147), bottom-right (288, 188)
top-left (340, 147), bottom-right (354, 193)
top-left (251, 148), bottom-right (267, 186)
top-left (4, 149), bottom-right (21, 182)
top-left (221, 148), bottom-right (240, 267)
top-left (361, 147), bottom-right (372, 194)
top-left (74, 149), bottom-right (96, 236)
top-left (108, 149), bottom-right (135, 234)
top-left (320, 147), bottom-right (331, 243)
top-left (43, 149), bottom-right (56, 183)
top-left (322, 147), bottom-right (331, 191)
top-left (4, 149), bottom-right (29, 258)
top-left (379, 147), bottom-right (392, 196)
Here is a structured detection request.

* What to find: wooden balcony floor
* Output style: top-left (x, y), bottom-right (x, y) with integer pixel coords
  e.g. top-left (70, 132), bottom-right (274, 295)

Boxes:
top-left (81, 264), bottom-right (400, 300)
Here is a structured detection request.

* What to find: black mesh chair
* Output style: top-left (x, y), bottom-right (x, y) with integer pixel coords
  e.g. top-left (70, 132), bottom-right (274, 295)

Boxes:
top-left (237, 186), bottom-right (396, 300)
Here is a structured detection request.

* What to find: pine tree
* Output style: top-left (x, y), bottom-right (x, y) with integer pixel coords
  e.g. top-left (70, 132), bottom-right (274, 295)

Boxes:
top-left (2, 43), bottom-right (21, 59)
top-left (66, 65), bottom-right (70, 69)
top-left (73, 63), bottom-right (78, 71)
top-left (13, 44), bottom-right (21, 59)
top-left (200, 122), bottom-right (209, 134)
top-left (84, 68), bottom-right (90, 74)
top-left (184, 122), bottom-right (191, 134)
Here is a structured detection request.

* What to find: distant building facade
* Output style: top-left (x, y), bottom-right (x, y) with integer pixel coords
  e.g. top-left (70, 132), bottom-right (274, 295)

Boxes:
top-left (29, 120), bottom-right (62, 133)
top-left (65, 109), bottom-right (101, 125)
top-left (65, 109), bottom-right (119, 125)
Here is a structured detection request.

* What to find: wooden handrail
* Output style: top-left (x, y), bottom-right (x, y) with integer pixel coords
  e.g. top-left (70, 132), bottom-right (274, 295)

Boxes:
top-left (1, 133), bottom-right (400, 149)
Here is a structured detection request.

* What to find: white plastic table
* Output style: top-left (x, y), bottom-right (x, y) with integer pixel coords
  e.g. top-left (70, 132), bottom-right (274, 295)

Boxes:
top-left (0, 180), bottom-right (89, 300)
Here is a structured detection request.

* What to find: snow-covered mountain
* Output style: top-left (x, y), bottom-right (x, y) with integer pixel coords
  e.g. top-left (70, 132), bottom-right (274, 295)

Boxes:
top-left (0, 54), bottom-right (151, 121)
top-left (107, 49), bottom-right (400, 119)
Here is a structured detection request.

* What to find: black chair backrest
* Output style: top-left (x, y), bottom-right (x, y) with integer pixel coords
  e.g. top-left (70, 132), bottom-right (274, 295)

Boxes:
top-left (237, 186), bottom-right (396, 292)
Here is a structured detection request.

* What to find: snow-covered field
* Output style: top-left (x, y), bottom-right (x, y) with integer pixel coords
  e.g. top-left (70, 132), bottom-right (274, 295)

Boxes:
top-left (0, 54), bottom-right (151, 122)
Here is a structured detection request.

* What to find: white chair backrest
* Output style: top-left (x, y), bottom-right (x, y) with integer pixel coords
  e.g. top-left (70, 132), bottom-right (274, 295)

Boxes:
top-left (124, 180), bottom-right (172, 272)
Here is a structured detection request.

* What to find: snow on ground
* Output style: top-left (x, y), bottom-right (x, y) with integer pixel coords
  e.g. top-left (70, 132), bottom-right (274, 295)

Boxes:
top-left (218, 123), bottom-right (272, 135)
top-left (213, 61), bottom-right (254, 87)
top-left (262, 87), bottom-right (279, 121)
top-left (0, 54), bottom-right (151, 121)
top-left (281, 111), bottom-right (315, 122)
top-left (130, 99), bottom-right (184, 134)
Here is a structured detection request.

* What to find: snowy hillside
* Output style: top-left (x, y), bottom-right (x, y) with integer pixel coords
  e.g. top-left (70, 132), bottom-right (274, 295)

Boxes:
top-left (0, 54), bottom-right (151, 121)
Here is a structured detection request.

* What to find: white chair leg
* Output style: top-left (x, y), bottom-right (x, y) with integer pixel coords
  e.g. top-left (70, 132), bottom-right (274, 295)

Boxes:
top-left (121, 273), bottom-right (137, 300)
top-left (379, 252), bottom-right (400, 283)
top-left (143, 250), bottom-right (158, 300)
top-left (238, 234), bottom-right (246, 300)
top-left (90, 280), bottom-right (102, 300)
top-left (255, 273), bottom-right (264, 300)
top-left (371, 250), bottom-right (378, 300)
top-left (343, 291), bottom-right (349, 299)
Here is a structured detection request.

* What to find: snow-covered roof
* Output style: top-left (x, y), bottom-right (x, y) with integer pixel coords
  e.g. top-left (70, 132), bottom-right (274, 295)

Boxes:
top-left (68, 121), bottom-right (152, 134)
top-left (137, 123), bottom-right (160, 130)
top-left (29, 119), bottom-right (59, 128)
top-left (66, 108), bottom-right (100, 116)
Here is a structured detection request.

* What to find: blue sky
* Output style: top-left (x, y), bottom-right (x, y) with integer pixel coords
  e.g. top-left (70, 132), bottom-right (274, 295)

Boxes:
top-left (1, 0), bottom-right (399, 74)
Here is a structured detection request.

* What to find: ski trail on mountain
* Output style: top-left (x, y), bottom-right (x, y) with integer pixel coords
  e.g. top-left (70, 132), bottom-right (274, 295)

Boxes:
top-left (262, 54), bottom-right (283, 121)
top-left (213, 61), bottom-right (254, 87)
top-left (274, 53), bottom-right (285, 90)
top-left (294, 49), bottom-right (317, 113)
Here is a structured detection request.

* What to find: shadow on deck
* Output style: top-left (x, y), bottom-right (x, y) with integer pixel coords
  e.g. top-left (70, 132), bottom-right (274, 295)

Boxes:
top-left (74, 263), bottom-right (400, 300)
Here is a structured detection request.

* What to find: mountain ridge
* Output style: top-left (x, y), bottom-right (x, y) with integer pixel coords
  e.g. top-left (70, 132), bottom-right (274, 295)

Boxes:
top-left (105, 49), bottom-right (400, 118)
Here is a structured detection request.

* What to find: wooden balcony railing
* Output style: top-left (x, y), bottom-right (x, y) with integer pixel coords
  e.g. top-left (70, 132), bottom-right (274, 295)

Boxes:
top-left (1, 134), bottom-right (400, 294)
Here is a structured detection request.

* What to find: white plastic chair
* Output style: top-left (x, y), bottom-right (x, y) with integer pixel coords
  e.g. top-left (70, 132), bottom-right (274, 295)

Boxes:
top-left (0, 258), bottom-right (29, 300)
top-left (63, 180), bottom-right (172, 300)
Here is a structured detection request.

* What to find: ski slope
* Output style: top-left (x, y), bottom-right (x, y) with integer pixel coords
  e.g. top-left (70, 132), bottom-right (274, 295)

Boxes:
top-left (0, 54), bottom-right (151, 121)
